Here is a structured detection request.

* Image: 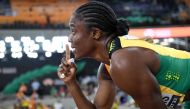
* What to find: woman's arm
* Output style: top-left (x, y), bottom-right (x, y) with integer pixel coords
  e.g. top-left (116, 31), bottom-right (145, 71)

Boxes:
top-left (58, 45), bottom-right (116, 109)
top-left (66, 80), bottom-right (96, 109)
top-left (59, 61), bottom-right (115, 109)
top-left (94, 63), bottom-right (116, 109)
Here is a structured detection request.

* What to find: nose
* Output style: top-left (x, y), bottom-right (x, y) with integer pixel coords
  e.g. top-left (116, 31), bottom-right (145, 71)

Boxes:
top-left (68, 34), bottom-right (72, 43)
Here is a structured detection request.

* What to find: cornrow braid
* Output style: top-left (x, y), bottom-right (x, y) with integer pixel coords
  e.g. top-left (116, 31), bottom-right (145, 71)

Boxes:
top-left (74, 1), bottom-right (129, 36)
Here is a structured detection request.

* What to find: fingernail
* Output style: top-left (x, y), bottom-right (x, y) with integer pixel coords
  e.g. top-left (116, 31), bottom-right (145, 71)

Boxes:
top-left (69, 58), bottom-right (75, 63)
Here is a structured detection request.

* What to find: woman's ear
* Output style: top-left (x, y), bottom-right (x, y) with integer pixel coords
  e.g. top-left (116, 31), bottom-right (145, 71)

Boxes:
top-left (90, 28), bottom-right (102, 40)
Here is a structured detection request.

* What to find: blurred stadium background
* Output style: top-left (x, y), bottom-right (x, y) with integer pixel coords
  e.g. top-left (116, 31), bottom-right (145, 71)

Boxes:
top-left (0, 0), bottom-right (190, 109)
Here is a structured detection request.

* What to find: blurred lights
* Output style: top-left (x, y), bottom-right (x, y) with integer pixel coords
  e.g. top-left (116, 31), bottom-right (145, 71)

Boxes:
top-left (153, 39), bottom-right (159, 43)
top-left (168, 38), bottom-right (174, 42)
top-left (1, 35), bottom-right (72, 59)
top-left (0, 40), bottom-right (5, 46)
top-left (35, 36), bottom-right (45, 42)
top-left (23, 48), bottom-right (29, 54)
top-left (5, 36), bottom-right (14, 43)
top-left (144, 29), bottom-right (154, 37)
top-left (42, 40), bottom-right (52, 51)
top-left (29, 43), bottom-right (40, 52)
top-left (11, 41), bottom-right (22, 53)
top-left (163, 39), bottom-right (169, 42)
top-left (0, 40), bottom-right (6, 52)
top-left (11, 46), bottom-right (22, 53)
top-left (27, 52), bottom-right (38, 58)
top-left (45, 52), bottom-right (52, 57)
top-left (11, 52), bottom-right (23, 58)
top-left (0, 46), bottom-right (6, 52)
top-left (160, 41), bottom-right (169, 46)
top-left (0, 53), bottom-right (5, 58)
top-left (57, 48), bottom-right (64, 53)
top-left (21, 36), bottom-right (31, 42)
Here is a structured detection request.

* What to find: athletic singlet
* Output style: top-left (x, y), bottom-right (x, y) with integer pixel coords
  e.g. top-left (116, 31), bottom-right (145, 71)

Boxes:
top-left (104, 36), bottom-right (190, 108)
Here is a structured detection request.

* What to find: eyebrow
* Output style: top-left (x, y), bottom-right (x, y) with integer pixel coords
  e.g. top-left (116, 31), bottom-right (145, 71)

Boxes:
top-left (69, 23), bottom-right (75, 27)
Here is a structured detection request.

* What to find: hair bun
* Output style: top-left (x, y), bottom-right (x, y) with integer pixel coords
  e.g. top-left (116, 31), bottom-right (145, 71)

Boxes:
top-left (115, 19), bottom-right (129, 36)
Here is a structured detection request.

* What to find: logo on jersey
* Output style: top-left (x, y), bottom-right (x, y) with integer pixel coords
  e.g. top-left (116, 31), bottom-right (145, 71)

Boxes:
top-left (108, 37), bottom-right (122, 58)
top-left (165, 71), bottom-right (181, 81)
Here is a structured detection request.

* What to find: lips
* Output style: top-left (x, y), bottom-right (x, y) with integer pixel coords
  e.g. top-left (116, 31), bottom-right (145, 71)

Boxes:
top-left (70, 44), bottom-right (76, 54)
top-left (71, 44), bottom-right (75, 49)
top-left (71, 48), bottom-right (76, 54)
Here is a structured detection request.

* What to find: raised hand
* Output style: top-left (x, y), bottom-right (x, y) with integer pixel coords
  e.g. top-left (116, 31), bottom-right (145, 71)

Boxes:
top-left (58, 44), bottom-right (77, 84)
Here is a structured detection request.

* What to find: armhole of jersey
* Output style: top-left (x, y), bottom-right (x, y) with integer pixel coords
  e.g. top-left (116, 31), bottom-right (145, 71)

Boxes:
top-left (100, 64), bottom-right (112, 80)
top-left (105, 64), bottom-right (111, 75)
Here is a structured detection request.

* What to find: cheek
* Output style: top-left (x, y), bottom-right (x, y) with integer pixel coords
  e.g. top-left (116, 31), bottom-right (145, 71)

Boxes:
top-left (73, 35), bottom-right (86, 47)
top-left (74, 35), bottom-right (94, 58)
top-left (74, 32), bottom-right (90, 46)
top-left (72, 35), bottom-right (85, 51)
top-left (82, 41), bottom-right (95, 56)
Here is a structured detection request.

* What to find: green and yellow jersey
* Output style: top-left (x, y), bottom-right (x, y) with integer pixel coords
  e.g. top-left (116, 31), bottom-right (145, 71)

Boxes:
top-left (105, 36), bottom-right (190, 108)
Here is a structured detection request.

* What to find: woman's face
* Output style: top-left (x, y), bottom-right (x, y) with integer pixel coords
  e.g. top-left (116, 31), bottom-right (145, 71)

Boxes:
top-left (68, 15), bottom-right (96, 59)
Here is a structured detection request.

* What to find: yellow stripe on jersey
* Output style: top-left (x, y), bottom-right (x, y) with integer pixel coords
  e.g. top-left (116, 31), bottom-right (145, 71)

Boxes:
top-left (105, 64), bottom-right (110, 74)
top-left (160, 85), bottom-right (185, 103)
top-left (119, 37), bottom-right (190, 59)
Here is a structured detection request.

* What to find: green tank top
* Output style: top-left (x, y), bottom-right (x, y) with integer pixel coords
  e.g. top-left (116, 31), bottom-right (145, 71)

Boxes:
top-left (106, 36), bottom-right (190, 108)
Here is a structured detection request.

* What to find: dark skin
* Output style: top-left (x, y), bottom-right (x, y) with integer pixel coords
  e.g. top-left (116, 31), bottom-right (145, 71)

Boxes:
top-left (58, 15), bottom-right (190, 109)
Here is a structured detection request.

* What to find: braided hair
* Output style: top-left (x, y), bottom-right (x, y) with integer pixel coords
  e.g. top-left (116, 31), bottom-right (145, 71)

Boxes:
top-left (74, 1), bottom-right (129, 36)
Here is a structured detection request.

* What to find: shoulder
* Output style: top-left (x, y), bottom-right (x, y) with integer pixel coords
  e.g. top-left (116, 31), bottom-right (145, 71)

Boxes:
top-left (111, 47), bottom-right (143, 67)
top-left (110, 46), bottom-right (160, 76)
top-left (109, 48), bottom-right (142, 81)
top-left (109, 48), bottom-right (161, 95)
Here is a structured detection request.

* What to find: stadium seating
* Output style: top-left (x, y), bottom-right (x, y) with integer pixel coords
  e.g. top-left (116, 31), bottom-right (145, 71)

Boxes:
top-left (0, 0), bottom-right (189, 29)
top-left (0, 0), bottom-right (88, 28)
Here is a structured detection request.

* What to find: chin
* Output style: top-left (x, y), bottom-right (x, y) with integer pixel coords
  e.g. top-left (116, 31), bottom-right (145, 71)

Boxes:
top-left (74, 54), bottom-right (81, 60)
top-left (74, 53), bottom-right (88, 60)
top-left (75, 55), bottom-right (84, 60)
top-left (74, 56), bottom-right (79, 60)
